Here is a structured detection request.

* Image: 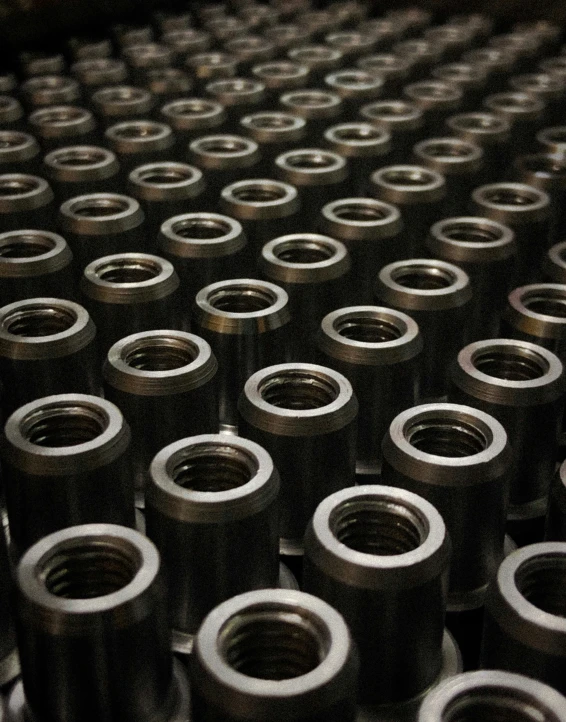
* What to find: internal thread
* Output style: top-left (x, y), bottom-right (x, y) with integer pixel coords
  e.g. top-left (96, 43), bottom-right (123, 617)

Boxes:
top-left (220, 608), bottom-right (328, 680)
top-left (405, 417), bottom-right (488, 457)
top-left (421, 141), bottom-right (473, 158)
top-left (333, 203), bottom-right (389, 222)
top-left (332, 126), bottom-right (383, 142)
top-left (3, 304), bottom-right (76, 336)
top-left (170, 100), bottom-right (217, 116)
top-left (484, 188), bottom-right (537, 206)
top-left (456, 115), bottom-right (503, 131)
top-left (35, 108), bottom-right (83, 124)
top-left (392, 265), bottom-right (455, 290)
top-left (335, 315), bottom-right (403, 342)
top-left (521, 156), bottom-right (566, 176)
top-left (95, 258), bottom-right (161, 283)
top-left (473, 348), bottom-right (548, 381)
top-left (522, 290), bottom-right (566, 318)
top-left (137, 167), bottom-right (193, 185)
top-left (172, 218), bottom-right (232, 239)
top-left (171, 443), bottom-right (257, 491)
top-left (274, 240), bottom-right (334, 264)
top-left (52, 149), bottom-right (108, 167)
top-left (369, 102), bottom-right (412, 117)
top-left (0, 178), bottom-right (38, 196)
top-left (232, 185), bottom-right (287, 202)
top-left (382, 168), bottom-right (435, 186)
top-left (516, 554), bottom-right (566, 618)
top-left (288, 92), bottom-right (334, 107)
top-left (249, 115), bottom-right (295, 129)
top-left (198, 138), bottom-right (249, 154)
top-left (443, 689), bottom-right (557, 722)
top-left (285, 152), bottom-right (336, 169)
top-left (208, 286), bottom-right (277, 313)
top-left (70, 197), bottom-right (129, 217)
top-left (21, 403), bottom-right (108, 447)
top-left (331, 498), bottom-right (426, 554)
top-left (41, 539), bottom-right (140, 599)
top-left (0, 233), bottom-right (56, 258)
top-left (442, 223), bottom-right (502, 243)
top-left (113, 123), bottom-right (162, 139)
top-left (0, 132), bottom-right (29, 148)
top-left (123, 337), bottom-right (197, 371)
top-left (259, 371), bottom-right (338, 410)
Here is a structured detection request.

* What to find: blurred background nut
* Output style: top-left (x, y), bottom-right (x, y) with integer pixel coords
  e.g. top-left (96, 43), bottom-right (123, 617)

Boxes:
top-left (546, 460), bottom-right (566, 541)
top-left (0, 132), bottom-right (40, 175)
top-left (0, 174), bottom-right (55, 233)
top-left (43, 145), bottom-right (121, 202)
top-left (27, 105), bottom-right (98, 152)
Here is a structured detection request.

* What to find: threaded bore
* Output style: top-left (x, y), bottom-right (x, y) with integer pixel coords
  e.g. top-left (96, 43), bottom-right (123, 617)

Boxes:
top-left (381, 168), bottom-right (435, 186)
top-left (259, 370), bottom-right (338, 410)
top-left (172, 217), bottom-right (232, 239)
top-left (420, 141), bottom-right (474, 158)
top-left (198, 138), bottom-right (250, 154)
top-left (123, 336), bottom-right (198, 370)
top-left (483, 188), bottom-right (538, 206)
top-left (208, 285), bottom-right (276, 313)
top-left (472, 347), bottom-right (548, 380)
top-left (521, 155), bottom-right (566, 176)
top-left (368, 102), bottom-right (413, 117)
top-left (330, 498), bottom-right (427, 554)
top-left (170, 442), bottom-right (257, 491)
top-left (169, 99), bottom-right (218, 116)
top-left (95, 257), bottom-right (161, 283)
top-left (335, 315), bottom-right (403, 342)
top-left (248, 114), bottom-right (296, 129)
top-left (285, 151), bottom-right (336, 169)
top-left (220, 606), bottom-right (328, 680)
top-left (137, 166), bottom-right (194, 184)
top-left (0, 177), bottom-right (39, 196)
top-left (274, 239), bottom-right (334, 264)
top-left (21, 402), bottom-right (108, 447)
top-left (331, 125), bottom-right (383, 141)
top-left (287, 91), bottom-right (335, 107)
top-left (522, 288), bottom-right (566, 318)
top-left (441, 222), bottom-right (503, 243)
top-left (0, 233), bottom-right (56, 258)
top-left (0, 132), bottom-right (30, 149)
top-left (40, 538), bottom-right (140, 598)
top-left (51, 148), bottom-right (108, 167)
top-left (70, 196), bottom-right (130, 217)
top-left (34, 107), bottom-right (84, 124)
top-left (231, 184), bottom-right (287, 202)
top-left (405, 417), bottom-right (488, 457)
top-left (333, 202), bottom-right (389, 222)
top-left (112, 122), bottom-right (163, 139)
top-left (443, 688), bottom-right (557, 722)
top-left (392, 264), bottom-right (455, 290)
top-left (516, 554), bottom-right (566, 618)
top-left (3, 304), bottom-right (76, 336)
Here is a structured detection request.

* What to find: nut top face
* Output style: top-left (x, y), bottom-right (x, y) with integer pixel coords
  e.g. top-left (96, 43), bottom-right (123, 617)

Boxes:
top-left (375, 259), bottom-right (471, 311)
top-left (413, 138), bottom-right (484, 175)
top-left (483, 92), bottom-right (545, 123)
top-left (318, 306), bottom-right (422, 365)
top-left (320, 197), bottom-right (402, 241)
top-left (0, 95), bottom-right (24, 124)
top-left (275, 149), bottom-right (348, 186)
top-left (445, 112), bottom-right (511, 146)
top-left (127, 162), bottom-right (205, 201)
top-left (324, 69), bottom-right (383, 100)
top-left (28, 105), bottom-right (96, 137)
top-left (360, 100), bottom-right (424, 133)
top-left (205, 78), bottom-right (266, 106)
top-left (59, 193), bottom-right (143, 235)
top-left (514, 153), bottom-right (566, 191)
top-left (0, 297), bottom-right (94, 359)
top-left (510, 73), bottom-right (566, 101)
top-left (71, 57), bottom-right (128, 86)
top-left (279, 90), bottom-right (343, 120)
top-left (306, 485), bottom-right (449, 588)
top-left (159, 213), bottom-right (246, 259)
top-left (260, 233), bottom-right (350, 284)
top-left (471, 183), bottom-right (551, 225)
top-left (238, 362), bottom-right (357, 436)
top-left (357, 54), bottom-right (413, 81)
top-left (370, 165), bottom-right (446, 205)
top-left (427, 217), bottom-right (516, 264)
top-left (251, 61), bottom-right (310, 89)
top-left (0, 175), bottom-right (54, 213)
top-left (186, 53), bottom-right (238, 81)
top-left (451, 339), bottom-right (565, 406)
top-left (432, 63), bottom-right (488, 90)
top-left (44, 146), bottom-right (119, 183)
top-left (287, 45), bottom-right (343, 71)
top-left (403, 81), bottom-right (463, 111)
top-left (0, 131), bottom-right (39, 163)
top-left (160, 98), bottom-right (227, 132)
top-left (323, 123), bottom-right (391, 158)
top-left (104, 330), bottom-right (217, 395)
top-left (188, 135), bottom-right (260, 171)
top-left (384, 402), bottom-right (510, 484)
top-left (220, 179), bottom-right (300, 220)
top-left (0, 230), bottom-right (72, 277)
top-left (417, 670), bottom-right (566, 722)
top-left (504, 284), bottom-right (566, 340)
top-left (192, 588), bottom-right (356, 710)
top-left (91, 86), bottom-right (154, 116)
top-left (240, 111), bottom-right (306, 145)
top-left (148, 433), bottom-right (279, 523)
top-left (16, 524), bottom-right (157, 623)
top-left (21, 75), bottom-right (81, 105)
top-left (104, 121), bottom-right (174, 154)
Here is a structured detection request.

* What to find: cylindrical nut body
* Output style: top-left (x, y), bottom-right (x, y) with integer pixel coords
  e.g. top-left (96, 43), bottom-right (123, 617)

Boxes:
top-left (0, 175), bottom-right (55, 233)
top-left (483, 92), bottom-right (545, 156)
top-left (91, 86), bottom-right (155, 127)
top-left (43, 145), bottom-right (121, 202)
top-left (160, 98), bottom-right (227, 143)
top-left (146, 434), bottom-right (279, 643)
top-left (359, 100), bottom-right (424, 165)
top-left (239, 112), bottom-right (307, 174)
top-left (105, 120), bottom-right (175, 176)
top-left (0, 132), bottom-right (40, 175)
top-left (445, 112), bottom-right (512, 177)
top-left (450, 339), bottom-right (565, 519)
top-left (546, 460), bottom-right (566, 541)
top-left (382, 403), bottom-right (511, 609)
top-left (205, 78), bottom-right (266, 132)
top-left (103, 330), bottom-right (218, 498)
top-left (304, 485), bottom-right (451, 704)
top-left (238, 362), bottom-right (357, 554)
top-left (403, 81), bottom-right (463, 133)
top-left (27, 106), bottom-right (98, 151)
top-left (278, 89), bottom-right (343, 143)
top-left (21, 75), bottom-right (81, 109)
top-left (0, 523), bottom-right (18, 686)
top-left (1, 395), bottom-right (134, 554)
top-left (323, 69), bottom-right (383, 120)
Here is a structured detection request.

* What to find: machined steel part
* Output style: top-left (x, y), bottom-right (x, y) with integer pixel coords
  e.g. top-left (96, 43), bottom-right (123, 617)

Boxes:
top-left (186, 53), bottom-right (238, 88)
top-left (9, 524), bottom-right (189, 722)
top-left (144, 68), bottom-right (192, 103)
top-left (480, 542), bottom-right (566, 695)
top-left (0, 297), bottom-right (99, 417)
top-left (121, 43), bottom-right (174, 83)
top-left (0, 174), bottom-right (54, 233)
top-left (0, 230), bottom-right (74, 307)
top-left (426, 217), bottom-right (517, 341)
top-left (223, 35), bottom-right (276, 72)
top-left (509, 72), bottom-right (566, 125)
top-left (544, 240), bottom-right (566, 283)
top-left (71, 57), bottom-right (129, 88)
top-left (471, 182), bottom-right (551, 284)
top-left (547, 460), bottom-right (566, 541)
top-left (205, 78), bottom-right (266, 131)
top-left (0, 96), bottom-right (24, 129)
top-left (127, 161), bottom-right (206, 238)
top-left (160, 97), bottom-right (227, 142)
top-left (403, 81), bottom-right (463, 134)
top-left (239, 112), bottom-right (307, 171)
top-left (158, 212), bottom-right (247, 303)
top-left (417, 670), bottom-right (566, 722)
top-left (393, 42), bottom-right (443, 81)
top-left (80, 252), bottom-right (181, 355)
top-left (104, 119), bottom-right (175, 175)
top-left (431, 63), bottom-right (488, 110)
top-left (20, 52), bottom-right (66, 77)
top-left (369, 165), bottom-right (446, 257)
top-left (264, 23), bottom-right (311, 51)
top-left (20, 75), bottom-right (81, 109)
top-left (113, 23), bottom-right (155, 48)
top-left (356, 19), bottom-right (403, 50)
top-left (482, 92), bottom-right (545, 155)
top-left (1, 394), bottom-right (134, 554)
top-left (0, 74), bottom-right (17, 94)
top-left (374, 258), bottom-right (472, 400)
top-left (278, 88), bottom-right (343, 142)
top-left (238, 362), bottom-right (357, 554)
top-left (382, 402), bottom-right (511, 610)
top-left (205, 16), bottom-right (249, 44)
top-left (251, 61), bottom-right (310, 103)
top-left (286, 45), bottom-right (343, 83)
top-left (461, 48), bottom-right (517, 90)
top-left (59, 192), bottom-right (146, 267)
top-left (359, 100), bottom-right (424, 163)
top-left (422, 25), bottom-right (475, 62)
top-left (450, 338), bottom-right (565, 520)
top-left (103, 330), bottom-right (218, 501)
top-left (43, 145), bottom-right (120, 201)
top-left (445, 112), bottom-right (511, 174)
top-left (260, 233), bottom-right (351, 361)
top-left (0, 132), bottom-right (40, 175)
top-left (91, 85), bottom-right (155, 125)
top-left (0, 524), bottom-right (19, 687)
top-left (323, 69), bottom-right (383, 119)
top-left (162, 29), bottom-right (211, 61)
top-left (29, 105), bottom-right (98, 152)
top-left (193, 278), bottom-right (290, 430)
top-left (303, 485), bottom-right (458, 709)
top-left (537, 126), bottom-right (566, 157)
top-left (68, 37), bottom-right (113, 60)
top-left (191, 588), bottom-right (358, 722)
top-left (356, 54), bottom-right (413, 95)
top-left (146, 433), bottom-right (279, 650)
top-left (324, 31), bottom-right (377, 59)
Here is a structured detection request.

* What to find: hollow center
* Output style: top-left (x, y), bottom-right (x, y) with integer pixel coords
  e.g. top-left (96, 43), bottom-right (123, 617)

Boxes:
top-left (442, 223), bottom-right (502, 243)
top-left (198, 138), bottom-right (250, 154)
top-left (171, 443), bottom-right (257, 491)
top-left (392, 265), bottom-right (455, 290)
top-left (288, 92), bottom-right (334, 107)
top-left (274, 240), bottom-right (334, 264)
top-left (71, 197), bottom-right (129, 217)
top-left (444, 688), bottom-right (559, 722)
top-left (484, 188), bottom-right (538, 206)
top-left (516, 554), bottom-right (566, 618)
top-left (3, 304), bottom-right (76, 336)
top-left (405, 416), bottom-right (489, 457)
top-left (285, 151), bottom-right (336, 169)
top-left (171, 100), bottom-right (217, 116)
top-left (208, 286), bottom-right (277, 313)
top-left (0, 132), bottom-right (29, 149)
top-left (220, 607), bottom-right (328, 680)
top-left (370, 102), bottom-right (413, 117)
top-left (40, 538), bottom-right (140, 599)
top-left (381, 168), bottom-right (435, 186)
top-left (544, 128), bottom-right (566, 144)
top-left (521, 156), bottom-right (566, 177)
top-left (0, 178), bottom-right (39, 196)
top-left (172, 218), bottom-right (231, 239)
top-left (21, 402), bottom-right (108, 447)
top-left (123, 337), bottom-right (197, 371)
top-left (456, 115), bottom-right (503, 131)
top-left (102, 88), bottom-right (144, 102)
top-left (333, 126), bottom-right (383, 142)
top-left (421, 141), bottom-right (473, 158)
top-left (114, 123), bottom-right (162, 139)
top-left (333, 203), bottom-right (389, 222)
top-left (331, 498), bottom-right (427, 554)
top-left (249, 114), bottom-right (296, 129)
top-left (53, 149), bottom-right (108, 167)
top-left (96, 258), bottom-right (161, 283)
top-left (259, 371), bottom-right (338, 410)
top-left (335, 315), bottom-right (403, 342)
top-left (472, 348), bottom-right (548, 381)
top-left (523, 290), bottom-right (566, 318)
top-left (232, 184), bottom-right (287, 202)
top-left (36, 108), bottom-right (83, 124)
top-left (138, 167), bottom-right (193, 185)
top-left (0, 233), bottom-right (56, 258)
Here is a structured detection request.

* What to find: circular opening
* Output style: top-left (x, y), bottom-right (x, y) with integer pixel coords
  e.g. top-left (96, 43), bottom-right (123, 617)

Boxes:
top-left (490, 95), bottom-right (535, 111)
top-left (231, 184), bottom-right (287, 202)
top-left (455, 115), bottom-right (504, 131)
top-left (472, 347), bottom-right (549, 381)
top-left (274, 239), bottom-right (334, 264)
top-left (198, 138), bottom-right (250, 154)
top-left (443, 687), bottom-right (557, 722)
top-left (411, 84), bottom-right (452, 99)
top-left (420, 141), bottom-right (474, 158)
top-left (137, 166), bottom-right (193, 185)
top-left (405, 415), bottom-right (488, 457)
top-left (286, 92), bottom-right (335, 108)
top-left (332, 202), bottom-right (389, 222)
top-left (334, 314), bottom-right (403, 342)
top-left (248, 114), bottom-right (296, 129)
top-left (52, 149), bottom-right (108, 167)
top-left (170, 442), bottom-right (257, 491)
top-left (70, 196), bottom-right (130, 217)
top-left (381, 168), bottom-right (435, 186)
top-left (391, 264), bottom-right (455, 290)
top-left (522, 288), bottom-right (566, 318)
top-left (521, 156), bottom-right (566, 177)
top-left (483, 188), bottom-right (537, 206)
top-left (285, 151), bottom-right (336, 169)
top-left (34, 108), bottom-right (84, 124)
top-left (0, 177), bottom-right (39, 196)
top-left (219, 605), bottom-right (329, 680)
top-left (294, 47), bottom-right (335, 61)
top-left (370, 102), bottom-right (413, 117)
top-left (21, 402), bottom-right (108, 448)
top-left (516, 554), bottom-right (566, 618)
top-left (112, 123), bottom-right (162, 139)
top-left (332, 125), bottom-right (383, 142)
top-left (95, 258), bottom-right (161, 283)
top-left (330, 497), bottom-right (427, 554)
top-left (170, 99), bottom-right (218, 116)
top-left (123, 336), bottom-right (198, 371)
top-left (256, 63), bottom-right (300, 78)
top-left (259, 370), bottom-right (338, 410)
top-left (3, 304), bottom-right (76, 337)
top-left (441, 222), bottom-right (503, 243)
top-left (208, 285), bottom-right (277, 313)
top-left (100, 87), bottom-right (145, 102)
top-left (172, 217), bottom-right (232, 239)
top-left (212, 79), bottom-right (258, 93)
top-left (0, 233), bottom-right (56, 258)
top-left (39, 538), bottom-right (140, 599)
top-left (0, 132), bottom-right (30, 149)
